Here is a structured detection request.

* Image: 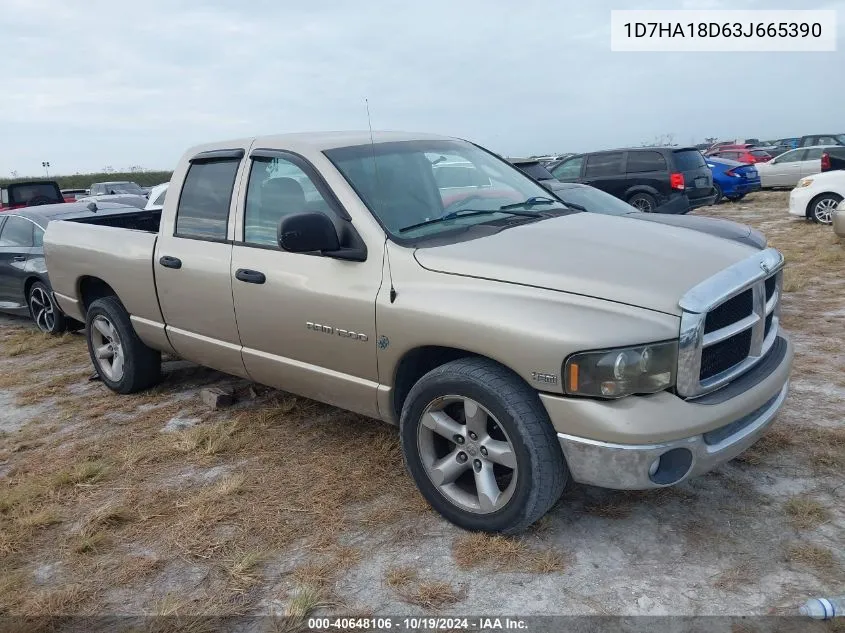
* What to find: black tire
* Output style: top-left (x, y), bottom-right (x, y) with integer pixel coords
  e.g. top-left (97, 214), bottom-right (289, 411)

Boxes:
top-left (807, 193), bottom-right (842, 225)
top-left (85, 296), bottom-right (161, 394)
top-left (400, 357), bottom-right (568, 534)
top-left (27, 281), bottom-right (67, 335)
top-left (712, 183), bottom-right (724, 204)
top-left (627, 192), bottom-right (657, 213)
top-left (725, 193), bottom-right (745, 202)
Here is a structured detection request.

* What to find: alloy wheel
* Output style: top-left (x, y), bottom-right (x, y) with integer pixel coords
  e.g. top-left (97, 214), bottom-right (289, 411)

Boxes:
top-left (814, 198), bottom-right (837, 224)
top-left (29, 286), bottom-right (55, 333)
top-left (416, 395), bottom-right (518, 514)
top-left (91, 315), bottom-right (125, 382)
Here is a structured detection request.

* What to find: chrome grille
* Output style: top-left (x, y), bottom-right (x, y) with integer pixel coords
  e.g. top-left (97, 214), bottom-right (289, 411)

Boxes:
top-left (677, 248), bottom-right (784, 398)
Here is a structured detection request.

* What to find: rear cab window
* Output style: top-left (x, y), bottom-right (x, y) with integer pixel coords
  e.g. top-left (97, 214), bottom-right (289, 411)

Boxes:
top-left (174, 158), bottom-right (241, 240)
top-left (672, 150), bottom-right (707, 171)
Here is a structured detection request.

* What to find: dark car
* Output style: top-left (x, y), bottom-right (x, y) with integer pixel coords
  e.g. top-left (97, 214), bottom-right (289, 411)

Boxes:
top-left (1, 180), bottom-right (65, 211)
top-left (799, 134), bottom-right (845, 148)
top-left (550, 182), bottom-right (766, 250)
top-left (548, 147), bottom-right (716, 213)
top-left (0, 201), bottom-right (160, 333)
top-left (821, 147), bottom-right (845, 173)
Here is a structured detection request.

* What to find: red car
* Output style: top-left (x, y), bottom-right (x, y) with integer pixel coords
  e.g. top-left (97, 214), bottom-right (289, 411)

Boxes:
top-left (709, 148), bottom-right (772, 164)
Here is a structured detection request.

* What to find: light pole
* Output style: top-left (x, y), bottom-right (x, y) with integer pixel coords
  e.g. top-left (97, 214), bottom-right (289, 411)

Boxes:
top-left (42, 161), bottom-right (50, 177)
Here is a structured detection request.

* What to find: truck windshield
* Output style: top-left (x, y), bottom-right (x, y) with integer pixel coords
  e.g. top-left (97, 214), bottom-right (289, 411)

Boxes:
top-left (324, 140), bottom-right (568, 240)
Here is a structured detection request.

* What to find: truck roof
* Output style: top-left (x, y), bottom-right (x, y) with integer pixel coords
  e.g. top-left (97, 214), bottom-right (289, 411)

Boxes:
top-left (185, 130), bottom-right (454, 156)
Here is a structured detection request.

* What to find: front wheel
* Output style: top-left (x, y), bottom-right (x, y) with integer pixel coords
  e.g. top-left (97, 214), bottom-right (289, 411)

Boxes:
top-left (86, 296), bottom-right (161, 394)
top-left (808, 193), bottom-right (842, 224)
top-left (400, 358), bottom-right (568, 533)
top-left (28, 281), bottom-right (67, 335)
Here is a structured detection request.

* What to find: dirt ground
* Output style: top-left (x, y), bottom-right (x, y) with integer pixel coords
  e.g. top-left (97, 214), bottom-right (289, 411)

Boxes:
top-left (0, 190), bottom-right (843, 627)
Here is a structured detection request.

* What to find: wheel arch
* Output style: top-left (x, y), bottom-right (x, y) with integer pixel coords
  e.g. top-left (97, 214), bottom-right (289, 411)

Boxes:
top-left (390, 345), bottom-right (537, 423)
top-left (78, 276), bottom-right (120, 311)
top-left (624, 185), bottom-right (661, 201)
top-left (23, 274), bottom-right (49, 302)
top-left (806, 191), bottom-right (843, 219)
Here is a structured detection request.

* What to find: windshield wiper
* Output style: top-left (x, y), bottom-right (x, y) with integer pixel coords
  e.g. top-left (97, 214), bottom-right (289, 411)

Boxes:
top-left (560, 201), bottom-right (587, 212)
top-left (499, 196), bottom-right (563, 210)
top-left (398, 209), bottom-right (539, 233)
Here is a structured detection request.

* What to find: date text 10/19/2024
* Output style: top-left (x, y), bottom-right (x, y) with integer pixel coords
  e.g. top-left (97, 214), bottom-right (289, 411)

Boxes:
top-left (308, 617), bottom-right (528, 630)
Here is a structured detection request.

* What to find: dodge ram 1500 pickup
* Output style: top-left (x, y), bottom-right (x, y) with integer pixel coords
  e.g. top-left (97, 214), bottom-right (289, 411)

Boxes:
top-left (44, 132), bottom-right (793, 533)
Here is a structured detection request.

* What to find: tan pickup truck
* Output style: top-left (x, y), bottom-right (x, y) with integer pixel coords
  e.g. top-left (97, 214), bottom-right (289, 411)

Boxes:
top-left (44, 132), bottom-right (793, 533)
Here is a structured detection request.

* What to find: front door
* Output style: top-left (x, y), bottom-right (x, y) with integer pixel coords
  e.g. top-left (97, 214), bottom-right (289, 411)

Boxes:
top-left (153, 150), bottom-right (249, 378)
top-left (766, 149), bottom-right (806, 187)
top-left (230, 152), bottom-right (383, 417)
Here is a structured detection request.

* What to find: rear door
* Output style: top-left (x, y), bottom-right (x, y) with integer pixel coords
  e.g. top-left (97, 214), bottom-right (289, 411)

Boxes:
top-left (0, 216), bottom-right (35, 310)
top-left (671, 149), bottom-right (712, 205)
top-left (624, 150), bottom-right (669, 201)
top-left (800, 147), bottom-right (825, 177)
top-left (153, 149), bottom-right (249, 378)
top-left (765, 149), bottom-right (806, 186)
top-left (582, 152), bottom-right (627, 198)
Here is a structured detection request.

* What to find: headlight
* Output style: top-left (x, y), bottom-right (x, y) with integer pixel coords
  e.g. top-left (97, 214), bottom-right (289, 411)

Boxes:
top-left (564, 341), bottom-right (677, 399)
top-left (796, 178), bottom-right (813, 188)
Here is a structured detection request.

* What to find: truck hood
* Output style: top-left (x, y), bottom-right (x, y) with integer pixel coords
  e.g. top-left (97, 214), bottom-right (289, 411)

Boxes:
top-left (413, 212), bottom-right (757, 316)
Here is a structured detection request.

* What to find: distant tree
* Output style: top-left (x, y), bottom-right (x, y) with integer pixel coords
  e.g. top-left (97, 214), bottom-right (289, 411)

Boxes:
top-left (103, 165), bottom-right (114, 174)
top-left (10, 170), bottom-right (18, 178)
top-left (705, 137), bottom-right (718, 145)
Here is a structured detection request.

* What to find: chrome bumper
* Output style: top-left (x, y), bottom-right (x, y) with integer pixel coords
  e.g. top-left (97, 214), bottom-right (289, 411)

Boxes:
top-left (557, 382), bottom-right (789, 490)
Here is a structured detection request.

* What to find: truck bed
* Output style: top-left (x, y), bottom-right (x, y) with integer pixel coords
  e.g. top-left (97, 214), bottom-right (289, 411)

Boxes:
top-left (43, 214), bottom-right (165, 327)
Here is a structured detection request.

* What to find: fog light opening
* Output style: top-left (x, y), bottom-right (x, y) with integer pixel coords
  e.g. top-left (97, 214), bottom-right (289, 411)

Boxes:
top-left (648, 448), bottom-right (693, 486)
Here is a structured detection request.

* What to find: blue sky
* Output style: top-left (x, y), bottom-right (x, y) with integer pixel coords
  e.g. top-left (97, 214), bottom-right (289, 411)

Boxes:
top-left (1, 0), bottom-right (843, 175)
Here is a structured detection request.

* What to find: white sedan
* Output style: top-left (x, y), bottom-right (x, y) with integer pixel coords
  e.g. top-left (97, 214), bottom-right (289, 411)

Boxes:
top-left (756, 146), bottom-right (832, 188)
top-left (789, 170), bottom-right (845, 224)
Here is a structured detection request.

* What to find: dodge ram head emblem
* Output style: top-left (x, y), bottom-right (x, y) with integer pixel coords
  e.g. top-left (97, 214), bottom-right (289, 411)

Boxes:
top-left (760, 262), bottom-right (770, 274)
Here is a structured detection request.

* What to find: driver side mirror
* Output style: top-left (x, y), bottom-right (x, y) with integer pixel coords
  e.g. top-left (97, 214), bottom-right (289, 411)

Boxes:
top-left (279, 212), bottom-right (340, 253)
top-left (279, 213), bottom-right (367, 262)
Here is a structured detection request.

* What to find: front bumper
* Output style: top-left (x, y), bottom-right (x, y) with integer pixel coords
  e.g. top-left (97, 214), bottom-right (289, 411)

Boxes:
top-left (541, 335), bottom-right (793, 490)
top-left (789, 187), bottom-right (812, 218)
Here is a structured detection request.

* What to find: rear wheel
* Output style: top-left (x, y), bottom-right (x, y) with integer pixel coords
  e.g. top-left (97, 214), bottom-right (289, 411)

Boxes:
top-left (28, 281), bottom-right (66, 335)
top-left (86, 296), bottom-right (160, 394)
top-left (628, 192), bottom-right (657, 213)
top-left (726, 193), bottom-right (745, 202)
top-left (808, 193), bottom-right (842, 224)
top-left (400, 357), bottom-right (568, 533)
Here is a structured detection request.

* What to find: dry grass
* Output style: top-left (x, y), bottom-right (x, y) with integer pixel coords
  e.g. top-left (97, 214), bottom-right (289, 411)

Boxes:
top-left (734, 428), bottom-right (793, 466)
top-left (399, 580), bottom-right (465, 609)
top-left (384, 566), bottom-right (418, 588)
top-left (786, 543), bottom-right (838, 573)
top-left (783, 497), bottom-right (831, 530)
top-left (1, 329), bottom-right (82, 358)
top-left (712, 561), bottom-right (759, 591)
top-left (452, 533), bottom-right (567, 573)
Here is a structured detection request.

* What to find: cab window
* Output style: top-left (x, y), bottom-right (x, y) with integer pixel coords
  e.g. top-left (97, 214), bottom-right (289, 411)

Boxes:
top-left (174, 159), bottom-right (240, 240)
top-left (243, 156), bottom-right (334, 247)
